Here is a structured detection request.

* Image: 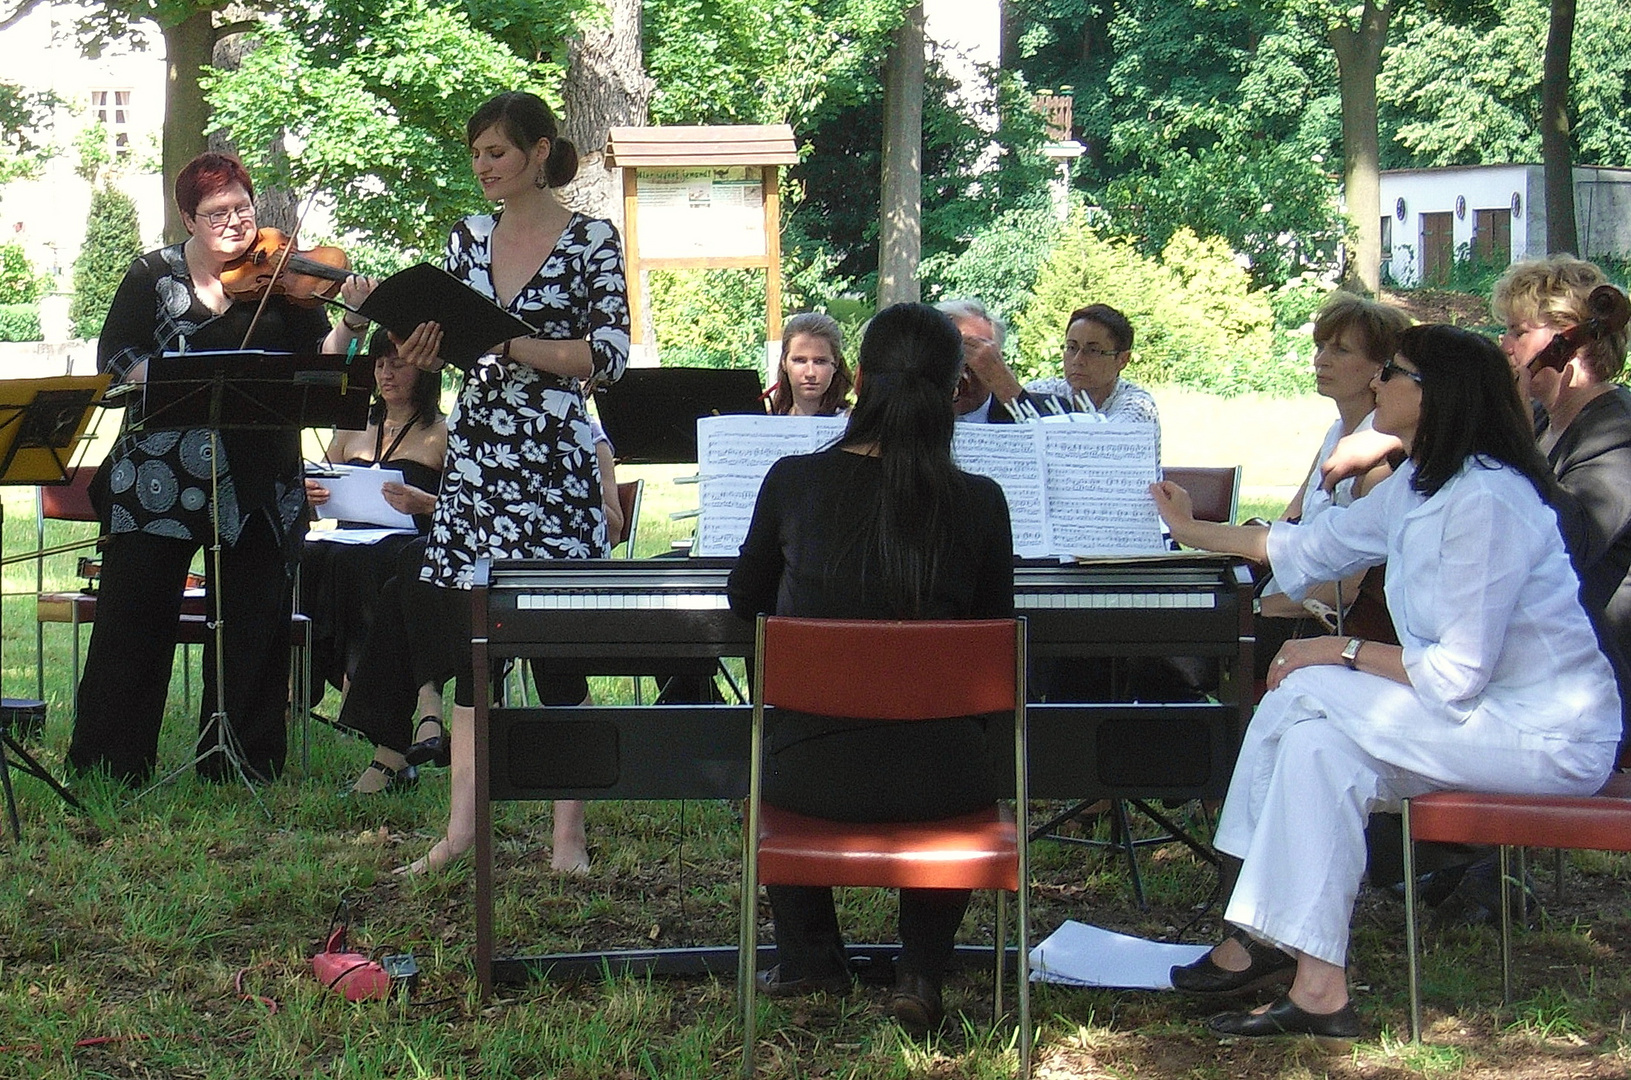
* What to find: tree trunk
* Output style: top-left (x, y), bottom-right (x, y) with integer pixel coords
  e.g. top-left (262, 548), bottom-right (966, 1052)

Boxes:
top-left (160, 8), bottom-right (216, 243)
top-left (878, 2), bottom-right (925, 306)
top-left (1541, 0), bottom-right (1578, 255)
top-left (559, 0), bottom-right (652, 229)
top-left (1328, 0), bottom-right (1390, 295)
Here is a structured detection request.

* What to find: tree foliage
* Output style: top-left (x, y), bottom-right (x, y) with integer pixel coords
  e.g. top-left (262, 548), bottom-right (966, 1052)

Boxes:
top-left (1379, 0), bottom-right (1631, 168)
top-left (204, 0), bottom-right (544, 255)
top-left (0, 78), bottom-right (60, 184)
top-left (1013, 214), bottom-right (1296, 396)
top-left (69, 184), bottom-right (144, 340)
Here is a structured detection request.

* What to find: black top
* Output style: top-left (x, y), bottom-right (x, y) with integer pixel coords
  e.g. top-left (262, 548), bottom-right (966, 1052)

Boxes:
top-left (725, 448), bottom-right (1015, 821)
top-left (726, 448), bottom-right (1015, 622)
top-left (98, 245), bottom-right (331, 544)
top-left (1544, 386), bottom-right (1631, 648)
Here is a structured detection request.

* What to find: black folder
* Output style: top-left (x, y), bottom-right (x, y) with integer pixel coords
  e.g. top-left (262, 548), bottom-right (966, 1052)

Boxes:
top-left (357, 263), bottom-right (535, 373)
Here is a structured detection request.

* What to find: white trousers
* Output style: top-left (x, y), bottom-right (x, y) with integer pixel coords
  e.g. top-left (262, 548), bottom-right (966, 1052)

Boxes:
top-left (1214, 666), bottom-right (1614, 967)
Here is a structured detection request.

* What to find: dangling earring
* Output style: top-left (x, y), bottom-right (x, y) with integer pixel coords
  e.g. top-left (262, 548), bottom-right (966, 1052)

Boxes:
top-left (534, 168), bottom-right (550, 190)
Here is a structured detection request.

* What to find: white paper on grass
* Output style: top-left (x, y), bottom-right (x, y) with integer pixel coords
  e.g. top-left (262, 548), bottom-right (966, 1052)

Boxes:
top-left (306, 464), bottom-right (415, 530)
top-left (1028, 920), bottom-right (1211, 989)
top-left (693, 414), bottom-right (1164, 559)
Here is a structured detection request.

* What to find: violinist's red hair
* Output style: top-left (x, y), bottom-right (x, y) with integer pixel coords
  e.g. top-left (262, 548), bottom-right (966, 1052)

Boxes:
top-left (174, 152), bottom-right (254, 219)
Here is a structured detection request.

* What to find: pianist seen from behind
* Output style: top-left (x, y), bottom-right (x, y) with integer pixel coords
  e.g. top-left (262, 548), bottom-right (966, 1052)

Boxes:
top-left (726, 301), bottom-right (1015, 1037)
top-left (1148, 324), bottom-right (1620, 1045)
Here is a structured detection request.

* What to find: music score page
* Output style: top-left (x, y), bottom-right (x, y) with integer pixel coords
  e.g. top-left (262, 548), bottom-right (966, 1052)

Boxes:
top-left (693, 415), bottom-right (1163, 558)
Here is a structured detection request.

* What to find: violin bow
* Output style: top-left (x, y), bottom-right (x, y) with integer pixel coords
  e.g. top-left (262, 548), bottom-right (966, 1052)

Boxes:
top-left (238, 184), bottom-right (327, 351)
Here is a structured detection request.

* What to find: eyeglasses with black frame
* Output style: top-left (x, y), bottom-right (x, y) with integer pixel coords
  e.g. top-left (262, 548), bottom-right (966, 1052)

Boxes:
top-left (198, 204), bottom-right (256, 230)
top-left (1062, 342), bottom-right (1122, 359)
top-left (1379, 359), bottom-right (1422, 385)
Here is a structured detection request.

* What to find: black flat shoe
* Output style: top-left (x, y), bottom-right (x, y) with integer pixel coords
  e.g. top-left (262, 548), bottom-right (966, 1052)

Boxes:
top-left (1208, 996), bottom-right (1361, 1048)
top-left (404, 717), bottom-right (450, 768)
top-left (889, 972), bottom-right (946, 1039)
top-left (1171, 930), bottom-right (1296, 996)
top-left (755, 964), bottom-right (851, 998)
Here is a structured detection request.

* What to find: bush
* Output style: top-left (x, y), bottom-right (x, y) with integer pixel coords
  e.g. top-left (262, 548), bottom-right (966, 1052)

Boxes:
top-left (0, 242), bottom-right (44, 304)
top-left (649, 268), bottom-right (768, 369)
top-left (0, 302), bottom-right (42, 341)
top-left (1014, 214), bottom-right (1303, 397)
top-left (69, 183), bottom-right (144, 340)
top-left (927, 202), bottom-right (1062, 331)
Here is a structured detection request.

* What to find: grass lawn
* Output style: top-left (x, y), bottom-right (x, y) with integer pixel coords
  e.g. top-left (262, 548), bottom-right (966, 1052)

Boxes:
top-left (3, 391), bottom-right (1629, 1078)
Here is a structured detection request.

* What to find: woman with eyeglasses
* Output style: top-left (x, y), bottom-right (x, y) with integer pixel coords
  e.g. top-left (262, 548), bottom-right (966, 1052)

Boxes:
top-left (1025, 304), bottom-right (1159, 433)
top-left (68, 151), bottom-right (376, 787)
top-left (1150, 324), bottom-right (1620, 1044)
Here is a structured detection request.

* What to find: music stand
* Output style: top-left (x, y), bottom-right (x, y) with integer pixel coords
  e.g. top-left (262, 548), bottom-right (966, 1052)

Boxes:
top-left (593, 368), bottom-right (765, 464)
top-left (132, 351), bottom-right (371, 802)
top-left (0, 375), bottom-right (107, 841)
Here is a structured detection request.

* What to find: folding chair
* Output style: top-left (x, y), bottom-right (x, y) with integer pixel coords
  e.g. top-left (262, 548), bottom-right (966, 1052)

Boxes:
top-left (740, 616), bottom-right (1031, 1078)
top-left (1160, 465), bottom-right (1242, 525)
top-left (1401, 762), bottom-right (1631, 1041)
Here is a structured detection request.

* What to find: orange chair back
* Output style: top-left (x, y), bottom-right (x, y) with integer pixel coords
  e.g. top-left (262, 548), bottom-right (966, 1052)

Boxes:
top-left (759, 617), bottom-right (1018, 720)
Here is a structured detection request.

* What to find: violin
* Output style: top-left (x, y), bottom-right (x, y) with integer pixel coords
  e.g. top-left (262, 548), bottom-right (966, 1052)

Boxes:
top-left (1527, 284), bottom-right (1631, 374)
top-left (221, 227), bottom-right (352, 308)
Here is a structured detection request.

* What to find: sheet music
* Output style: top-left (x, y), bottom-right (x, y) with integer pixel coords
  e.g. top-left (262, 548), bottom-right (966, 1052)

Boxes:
top-left (695, 414), bottom-right (1165, 559)
top-left (694, 415), bottom-right (845, 556)
top-left (1041, 424), bottom-right (1165, 556)
top-left (953, 424), bottom-right (1049, 558)
top-left (307, 464), bottom-right (415, 529)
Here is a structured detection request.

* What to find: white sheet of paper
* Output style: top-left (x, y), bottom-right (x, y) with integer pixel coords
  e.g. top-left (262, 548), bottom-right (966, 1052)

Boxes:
top-left (1028, 920), bottom-right (1211, 989)
top-left (306, 525), bottom-right (417, 545)
top-left (309, 464), bottom-right (415, 529)
top-left (693, 415), bottom-right (1165, 559)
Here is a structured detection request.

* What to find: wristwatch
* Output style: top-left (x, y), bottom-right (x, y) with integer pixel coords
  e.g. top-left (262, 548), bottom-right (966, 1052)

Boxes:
top-left (1341, 637), bottom-right (1365, 670)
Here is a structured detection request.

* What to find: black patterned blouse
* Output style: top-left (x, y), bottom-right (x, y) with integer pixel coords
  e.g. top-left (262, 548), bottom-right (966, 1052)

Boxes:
top-left (97, 244), bottom-right (331, 545)
top-left (421, 212), bottom-right (630, 589)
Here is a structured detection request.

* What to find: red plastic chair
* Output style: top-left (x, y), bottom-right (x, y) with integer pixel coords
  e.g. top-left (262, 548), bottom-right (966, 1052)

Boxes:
top-left (739, 615), bottom-right (1031, 1077)
top-left (1401, 762), bottom-right (1631, 1041)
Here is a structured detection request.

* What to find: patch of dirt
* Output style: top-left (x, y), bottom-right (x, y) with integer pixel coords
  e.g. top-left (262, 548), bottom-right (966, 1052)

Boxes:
top-left (1381, 288), bottom-right (1495, 329)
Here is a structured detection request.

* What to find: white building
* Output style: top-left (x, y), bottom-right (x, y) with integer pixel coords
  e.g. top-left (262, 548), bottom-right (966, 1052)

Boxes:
top-left (1, 4), bottom-right (167, 287)
top-left (1379, 164), bottom-right (1631, 286)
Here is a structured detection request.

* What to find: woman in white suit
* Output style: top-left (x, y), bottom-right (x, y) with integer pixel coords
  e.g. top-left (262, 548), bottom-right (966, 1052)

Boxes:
top-left (1150, 324), bottom-right (1621, 1043)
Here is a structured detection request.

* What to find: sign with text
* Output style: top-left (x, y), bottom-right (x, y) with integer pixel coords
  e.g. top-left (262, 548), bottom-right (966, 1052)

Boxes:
top-left (636, 167), bottom-right (767, 260)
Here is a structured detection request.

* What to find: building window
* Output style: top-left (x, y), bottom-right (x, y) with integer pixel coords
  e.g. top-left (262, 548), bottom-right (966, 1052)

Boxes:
top-left (89, 89), bottom-right (133, 156)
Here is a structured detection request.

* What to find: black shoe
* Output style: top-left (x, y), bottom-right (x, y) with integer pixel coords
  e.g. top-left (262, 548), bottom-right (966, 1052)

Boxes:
top-left (404, 717), bottom-right (450, 768)
top-left (1171, 931), bottom-right (1296, 996)
top-left (756, 964), bottom-right (850, 998)
top-left (1208, 995), bottom-right (1361, 1047)
top-left (889, 972), bottom-right (946, 1039)
top-left (347, 758), bottom-right (417, 795)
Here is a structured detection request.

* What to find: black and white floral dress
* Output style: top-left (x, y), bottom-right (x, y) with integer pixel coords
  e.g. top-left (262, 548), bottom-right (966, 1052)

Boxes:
top-left (422, 212), bottom-right (630, 589)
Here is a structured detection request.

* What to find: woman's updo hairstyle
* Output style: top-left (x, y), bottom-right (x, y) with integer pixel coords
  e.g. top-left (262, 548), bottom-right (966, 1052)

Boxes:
top-left (1400, 323), bottom-right (1551, 499)
top-left (467, 91), bottom-right (579, 190)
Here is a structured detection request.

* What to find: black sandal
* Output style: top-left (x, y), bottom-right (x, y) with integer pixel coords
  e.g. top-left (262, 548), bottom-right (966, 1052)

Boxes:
top-left (404, 717), bottom-right (450, 768)
top-left (349, 758), bottom-right (417, 795)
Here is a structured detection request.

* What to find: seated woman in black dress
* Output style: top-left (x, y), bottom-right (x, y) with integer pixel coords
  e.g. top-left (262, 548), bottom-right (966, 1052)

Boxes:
top-left (726, 302), bottom-right (1015, 1037)
top-left (303, 328), bottom-right (446, 698)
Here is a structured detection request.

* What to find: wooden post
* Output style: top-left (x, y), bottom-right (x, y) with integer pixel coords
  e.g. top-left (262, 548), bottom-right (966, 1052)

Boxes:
top-left (622, 167), bottom-right (644, 345)
top-left (763, 164), bottom-right (784, 344)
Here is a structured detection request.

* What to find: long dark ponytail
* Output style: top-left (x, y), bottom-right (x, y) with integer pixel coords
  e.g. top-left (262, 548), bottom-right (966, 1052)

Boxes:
top-left (837, 303), bottom-right (965, 617)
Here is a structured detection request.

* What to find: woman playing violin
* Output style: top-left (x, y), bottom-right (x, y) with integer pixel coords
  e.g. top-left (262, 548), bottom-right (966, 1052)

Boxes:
top-left (68, 151), bottom-right (375, 786)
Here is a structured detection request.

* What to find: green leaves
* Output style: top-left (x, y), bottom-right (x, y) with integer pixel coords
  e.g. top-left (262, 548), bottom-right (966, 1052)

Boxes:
top-left (204, 0), bottom-right (549, 255)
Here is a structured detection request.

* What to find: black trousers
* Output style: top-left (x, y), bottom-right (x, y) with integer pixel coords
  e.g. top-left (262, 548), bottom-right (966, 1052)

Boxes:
top-left (339, 546), bottom-right (585, 753)
top-left (69, 515), bottom-right (294, 784)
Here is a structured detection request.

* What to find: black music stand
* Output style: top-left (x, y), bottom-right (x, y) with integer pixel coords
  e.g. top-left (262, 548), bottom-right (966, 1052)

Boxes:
top-left (132, 351), bottom-right (371, 801)
top-left (593, 368), bottom-right (765, 464)
top-left (0, 376), bottom-right (107, 840)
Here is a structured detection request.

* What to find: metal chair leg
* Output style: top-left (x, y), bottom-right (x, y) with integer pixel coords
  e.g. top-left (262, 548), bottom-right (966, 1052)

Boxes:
top-left (1402, 799), bottom-right (1423, 1042)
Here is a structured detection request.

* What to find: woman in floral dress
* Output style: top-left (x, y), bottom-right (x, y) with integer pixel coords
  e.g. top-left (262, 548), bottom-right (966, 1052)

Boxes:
top-left (341, 90), bottom-right (629, 874)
